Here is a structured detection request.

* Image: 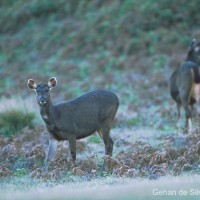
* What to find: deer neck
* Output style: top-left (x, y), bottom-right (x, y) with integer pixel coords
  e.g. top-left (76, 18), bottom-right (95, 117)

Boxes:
top-left (186, 50), bottom-right (199, 64)
top-left (40, 101), bottom-right (55, 124)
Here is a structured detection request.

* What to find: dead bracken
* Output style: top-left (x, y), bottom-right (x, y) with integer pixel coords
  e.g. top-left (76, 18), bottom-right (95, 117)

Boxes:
top-left (0, 126), bottom-right (200, 180)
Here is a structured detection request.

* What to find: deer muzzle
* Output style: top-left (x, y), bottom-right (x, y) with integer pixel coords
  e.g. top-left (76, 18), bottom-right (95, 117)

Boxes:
top-left (39, 97), bottom-right (47, 106)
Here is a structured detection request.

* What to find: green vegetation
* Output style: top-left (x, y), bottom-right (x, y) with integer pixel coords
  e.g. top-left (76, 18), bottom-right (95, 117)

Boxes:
top-left (0, 109), bottom-right (35, 137)
top-left (0, 0), bottom-right (199, 97)
top-left (13, 168), bottom-right (28, 177)
top-left (88, 134), bottom-right (102, 144)
top-left (126, 116), bottom-right (142, 127)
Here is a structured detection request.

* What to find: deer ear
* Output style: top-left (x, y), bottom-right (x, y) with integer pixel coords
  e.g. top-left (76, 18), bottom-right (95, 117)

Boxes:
top-left (27, 79), bottom-right (37, 90)
top-left (48, 77), bottom-right (57, 88)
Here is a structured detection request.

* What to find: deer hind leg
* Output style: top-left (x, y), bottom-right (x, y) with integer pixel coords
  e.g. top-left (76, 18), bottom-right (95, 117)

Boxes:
top-left (181, 96), bottom-right (192, 134)
top-left (98, 120), bottom-right (114, 157)
top-left (98, 120), bottom-right (114, 175)
top-left (180, 71), bottom-right (194, 134)
top-left (176, 103), bottom-right (181, 134)
top-left (183, 103), bottom-right (192, 134)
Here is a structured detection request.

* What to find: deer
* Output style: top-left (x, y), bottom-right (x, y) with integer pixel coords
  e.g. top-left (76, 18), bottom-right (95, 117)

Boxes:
top-left (170, 38), bottom-right (200, 134)
top-left (27, 77), bottom-right (119, 172)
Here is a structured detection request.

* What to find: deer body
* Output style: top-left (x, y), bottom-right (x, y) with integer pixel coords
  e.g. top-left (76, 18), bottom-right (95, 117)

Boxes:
top-left (170, 39), bottom-right (200, 133)
top-left (40, 90), bottom-right (118, 140)
top-left (27, 78), bottom-right (119, 171)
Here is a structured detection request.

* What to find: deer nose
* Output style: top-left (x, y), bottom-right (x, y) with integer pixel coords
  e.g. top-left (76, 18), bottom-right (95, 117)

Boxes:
top-left (39, 97), bottom-right (47, 105)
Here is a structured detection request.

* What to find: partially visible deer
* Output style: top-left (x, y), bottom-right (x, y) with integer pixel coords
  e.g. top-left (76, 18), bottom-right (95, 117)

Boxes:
top-left (27, 77), bottom-right (119, 171)
top-left (170, 39), bottom-right (200, 134)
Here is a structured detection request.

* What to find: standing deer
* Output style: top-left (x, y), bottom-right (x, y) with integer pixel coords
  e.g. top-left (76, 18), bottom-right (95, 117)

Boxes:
top-left (170, 39), bottom-right (200, 134)
top-left (27, 77), bottom-right (119, 171)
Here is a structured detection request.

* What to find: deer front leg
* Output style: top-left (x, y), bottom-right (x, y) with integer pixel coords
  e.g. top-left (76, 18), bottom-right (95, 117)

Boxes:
top-left (43, 137), bottom-right (58, 172)
top-left (68, 135), bottom-right (76, 162)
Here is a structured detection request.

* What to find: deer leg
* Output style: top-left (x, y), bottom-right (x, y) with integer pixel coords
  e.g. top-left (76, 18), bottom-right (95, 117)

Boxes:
top-left (190, 104), bottom-right (194, 116)
top-left (99, 125), bottom-right (113, 156)
top-left (100, 134), bottom-right (113, 157)
top-left (182, 101), bottom-right (192, 134)
top-left (176, 103), bottom-right (181, 133)
top-left (98, 121), bottom-right (114, 175)
top-left (44, 137), bottom-right (58, 172)
top-left (105, 136), bottom-right (113, 156)
top-left (68, 135), bottom-right (76, 162)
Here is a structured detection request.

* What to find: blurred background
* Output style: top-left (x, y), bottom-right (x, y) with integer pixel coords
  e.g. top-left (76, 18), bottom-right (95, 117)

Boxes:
top-left (1, 0), bottom-right (200, 190)
top-left (0, 0), bottom-right (200, 131)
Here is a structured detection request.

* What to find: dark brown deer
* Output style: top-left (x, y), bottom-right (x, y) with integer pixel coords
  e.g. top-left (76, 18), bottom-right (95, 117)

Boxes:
top-left (27, 77), bottom-right (119, 171)
top-left (170, 39), bottom-right (200, 134)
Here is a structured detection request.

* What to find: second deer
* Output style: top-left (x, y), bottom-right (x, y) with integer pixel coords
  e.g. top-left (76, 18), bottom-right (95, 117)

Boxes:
top-left (170, 39), bottom-right (200, 134)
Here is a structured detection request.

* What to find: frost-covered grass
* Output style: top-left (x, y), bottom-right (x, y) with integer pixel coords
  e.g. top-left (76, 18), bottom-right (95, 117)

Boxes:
top-left (1, 175), bottom-right (200, 200)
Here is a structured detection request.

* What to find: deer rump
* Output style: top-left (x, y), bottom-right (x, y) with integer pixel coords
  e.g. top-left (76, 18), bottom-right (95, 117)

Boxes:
top-left (170, 61), bottom-right (200, 104)
top-left (186, 61), bottom-right (200, 84)
top-left (184, 61), bottom-right (200, 102)
top-left (191, 63), bottom-right (200, 102)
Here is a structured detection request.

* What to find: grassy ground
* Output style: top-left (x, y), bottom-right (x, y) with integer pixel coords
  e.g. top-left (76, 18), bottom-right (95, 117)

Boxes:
top-left (0, 123), bottom-right (200, 199)
top-left (1, 175), bottom-right (200, 200)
